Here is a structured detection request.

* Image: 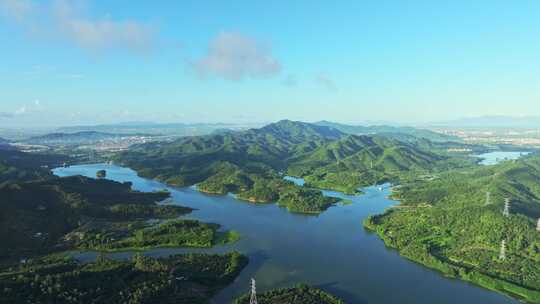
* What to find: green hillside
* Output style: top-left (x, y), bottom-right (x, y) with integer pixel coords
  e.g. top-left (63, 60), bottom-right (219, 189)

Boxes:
top-left (117, 120), bottom-right (457, 209)
top-left (365, 154), bottom-right (540, 303)
top-left (0, 176), bottom-right (172, 260)
top-left (286, 134), bottom-right (451, 194)
top-left (0, 150), bottom-right (70, 185)
top-left (1, 252), bottom-right (248, 304)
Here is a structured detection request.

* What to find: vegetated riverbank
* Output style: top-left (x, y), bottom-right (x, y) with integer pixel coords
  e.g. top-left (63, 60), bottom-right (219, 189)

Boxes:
top-left (364, 153), bottom-right (540, 304)
top-left (70, 219), bottom-right (241, 252)
top-left (0, 251), bottom-right (248, 303)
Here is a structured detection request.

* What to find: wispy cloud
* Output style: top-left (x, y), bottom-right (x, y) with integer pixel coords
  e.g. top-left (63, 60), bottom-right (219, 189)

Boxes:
top-left (52, 0), bottom-right (155, 52)
top-left (0, 0), bottom-right (157, 53)
top-left (194, 32), bottom-right (281, 81)
top-left (316, 73), bottom-right (337, 91)
top-left (5, 99), bottom-right (44, 117)
top-left (0, 0), bottom-right (34, 22)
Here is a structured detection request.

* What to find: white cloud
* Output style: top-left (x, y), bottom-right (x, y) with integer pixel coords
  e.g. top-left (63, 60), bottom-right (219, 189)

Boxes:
top-left (0, 0), bottom-right (156, 53)
top-left (316, 73), bottom-right (337, 91)
top-left (194, 32), bottom-right (281, 81)
top-left (0, 0), bottom-right (34, 22)
top-left (52, 0), bottom-right (155, 52)
top-left (10, 100), bottom-right (44, 117)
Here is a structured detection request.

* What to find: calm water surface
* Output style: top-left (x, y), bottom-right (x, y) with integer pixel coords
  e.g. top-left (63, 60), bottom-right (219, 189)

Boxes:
top-left (53, 164), bottom-right (517, 304)
top-left (475, 151), bottom-right (530, 165)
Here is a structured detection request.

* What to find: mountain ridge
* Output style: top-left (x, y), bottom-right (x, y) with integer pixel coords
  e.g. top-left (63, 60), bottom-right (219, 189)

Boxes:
top-left (315, 120), bottom-right (461, 142)
top-left (117, 120), bottom-right (452, 198)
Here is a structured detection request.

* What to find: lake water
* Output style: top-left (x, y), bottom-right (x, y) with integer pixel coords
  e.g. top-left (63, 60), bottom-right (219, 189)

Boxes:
top-left (475, 151), bottom-right (530, 165)
top-left (53, 164), bottom-right (517, 304)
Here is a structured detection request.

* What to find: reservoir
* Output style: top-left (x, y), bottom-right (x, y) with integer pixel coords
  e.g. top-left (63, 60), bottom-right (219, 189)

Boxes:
top-left (475, 151), bottom-right (530, 165)
top-left (53, 164), bottom-right (517, 304)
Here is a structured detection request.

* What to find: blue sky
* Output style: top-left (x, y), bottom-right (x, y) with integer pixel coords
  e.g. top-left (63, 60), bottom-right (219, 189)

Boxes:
top-left (0, 0), bottom-right (539, 127)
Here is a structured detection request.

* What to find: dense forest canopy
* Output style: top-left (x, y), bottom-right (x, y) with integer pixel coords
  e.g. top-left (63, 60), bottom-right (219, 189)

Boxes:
top-left (365, 153), bottom-right (540, 303)
top-left (0, 175), bottom-right (171, 259)
top-left (1, 252), bottom-right (248, 304)
top-left (0, 150), bottom-right (70, 185)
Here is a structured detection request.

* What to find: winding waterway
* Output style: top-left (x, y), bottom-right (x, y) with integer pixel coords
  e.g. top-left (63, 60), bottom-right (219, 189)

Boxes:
top-left (53, 164), bottom-right (518, 304)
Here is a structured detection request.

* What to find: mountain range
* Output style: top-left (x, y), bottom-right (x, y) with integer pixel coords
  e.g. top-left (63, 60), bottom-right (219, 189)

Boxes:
top-left (117, 120), bottom-right (454, 196)
top-left (315, 120), bottom-right (461, 142)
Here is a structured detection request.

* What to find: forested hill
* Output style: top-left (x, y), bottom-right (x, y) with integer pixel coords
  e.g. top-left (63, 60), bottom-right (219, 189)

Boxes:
top-left (315, 120), bottom-right (461, 143)
top-left (0, 150), bottom-right (70, 185)
top-left (117, 120), bottom-right (445, 184)
top-left (365, 153), bottom-right (540, 302)
top-left (116, 120), bottom-right (456, 199)
top-left (119, 120), bottom-right (346, 181)
top-left (0, 176), bottom-right (170, 259)
top-left (394, 153), bottom-right (540, 218)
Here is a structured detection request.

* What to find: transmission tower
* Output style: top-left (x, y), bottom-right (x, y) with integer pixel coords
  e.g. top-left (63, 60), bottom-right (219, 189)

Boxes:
top-left (485, 191), bottom-right (491, 206)
top-left (249, 278), bottom-right (258, 304)
top-left (499, 240), bottom-right (506, 260)
top-left (503, 198), bottom-right (510, 217)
